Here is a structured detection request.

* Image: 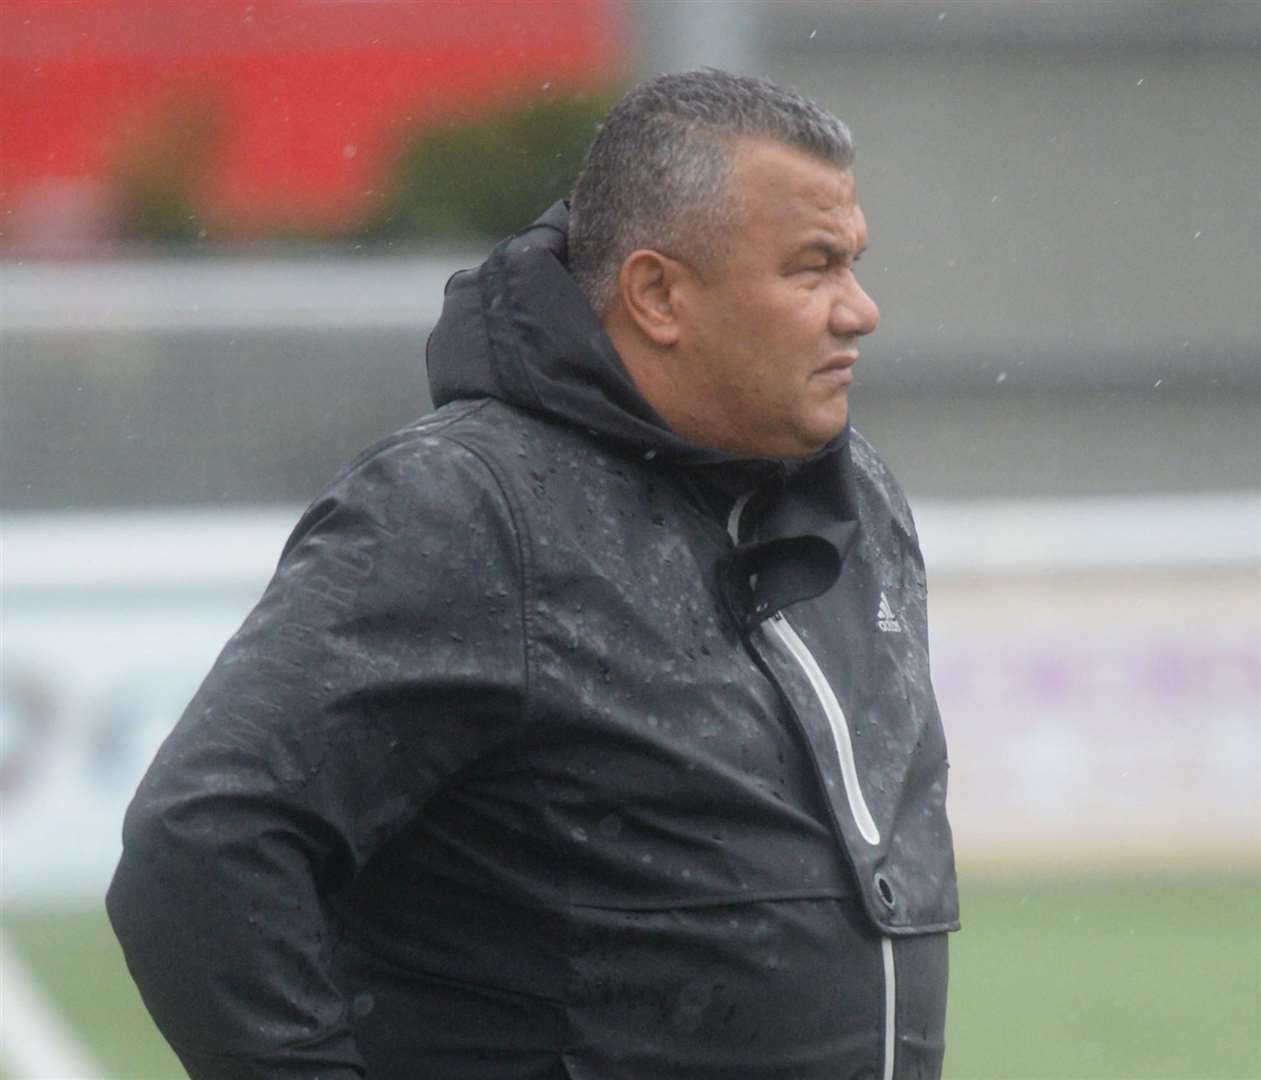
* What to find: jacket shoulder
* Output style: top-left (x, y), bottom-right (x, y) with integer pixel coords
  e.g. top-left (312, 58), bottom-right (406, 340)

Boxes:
top-left (283, 399), bottom-right (516, 560)
top-left (390, 397), bottom-right (605, 498)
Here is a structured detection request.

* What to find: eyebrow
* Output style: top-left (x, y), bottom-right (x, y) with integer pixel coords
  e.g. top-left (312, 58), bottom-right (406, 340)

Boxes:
top-left (793, 240), bottom-right (865, 265)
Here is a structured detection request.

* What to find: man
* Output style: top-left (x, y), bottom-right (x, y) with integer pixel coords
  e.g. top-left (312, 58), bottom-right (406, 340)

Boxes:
top-left (108, 69), bottom-right (959, 1080)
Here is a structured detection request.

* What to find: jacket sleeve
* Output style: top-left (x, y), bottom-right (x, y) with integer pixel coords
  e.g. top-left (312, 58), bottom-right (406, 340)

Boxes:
top-left (106, 432), bottom-right (527, 1079)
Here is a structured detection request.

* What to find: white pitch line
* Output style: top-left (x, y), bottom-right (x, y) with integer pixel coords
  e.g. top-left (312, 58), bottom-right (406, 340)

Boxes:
top-left (0, 928), bottom-right (105, 1080)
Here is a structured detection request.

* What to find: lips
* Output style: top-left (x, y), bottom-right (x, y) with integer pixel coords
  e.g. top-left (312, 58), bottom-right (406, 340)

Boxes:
top-left (815, 352), bottom-right (859, 379)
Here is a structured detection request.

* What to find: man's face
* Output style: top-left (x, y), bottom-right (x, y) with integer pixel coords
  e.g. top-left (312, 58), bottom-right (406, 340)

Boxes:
top-left (670, 139), bottom-right (879, 459)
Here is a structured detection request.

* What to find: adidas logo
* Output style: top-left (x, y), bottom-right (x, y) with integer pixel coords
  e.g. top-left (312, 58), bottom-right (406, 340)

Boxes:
top-left (876, 591), bottom-right (903, 633)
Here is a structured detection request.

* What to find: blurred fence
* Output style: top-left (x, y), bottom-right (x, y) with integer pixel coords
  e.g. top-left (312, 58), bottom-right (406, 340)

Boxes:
top-left (4, 256), bottom-right (1259, 511)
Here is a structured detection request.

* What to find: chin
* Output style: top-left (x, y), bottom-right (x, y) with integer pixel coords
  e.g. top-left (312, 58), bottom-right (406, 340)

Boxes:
top-left (799, 413), bottom-right (849, 453)
top-left (777, 431), bottom-right (840, 459)
top-left (744, 410), bottom-right (848, 459)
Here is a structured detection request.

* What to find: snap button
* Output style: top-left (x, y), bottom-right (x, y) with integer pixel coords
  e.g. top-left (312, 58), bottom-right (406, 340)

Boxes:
top-left (874, 871), bottom-right (896, 909)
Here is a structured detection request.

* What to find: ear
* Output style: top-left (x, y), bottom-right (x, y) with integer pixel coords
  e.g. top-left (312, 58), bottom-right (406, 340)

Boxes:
top-left (617, 249), bottom-right (683, 348)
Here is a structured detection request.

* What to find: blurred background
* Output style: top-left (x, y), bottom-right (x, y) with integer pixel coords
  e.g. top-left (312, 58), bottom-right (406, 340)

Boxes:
top-left (2, 1), bottom-right (1258, 1077)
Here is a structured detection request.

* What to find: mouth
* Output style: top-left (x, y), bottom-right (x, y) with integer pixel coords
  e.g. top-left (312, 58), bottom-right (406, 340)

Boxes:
top-left (815, 352), bottom-right (859, 382)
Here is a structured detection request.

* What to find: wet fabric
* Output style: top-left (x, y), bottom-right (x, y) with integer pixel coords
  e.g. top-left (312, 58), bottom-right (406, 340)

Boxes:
top-left (107, 202), bottom-right (958, 1079)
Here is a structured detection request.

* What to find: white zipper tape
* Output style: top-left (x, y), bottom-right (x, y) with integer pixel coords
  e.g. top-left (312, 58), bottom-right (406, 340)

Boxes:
top-left (762, 614), bottom-right (882, 846)
top-left (881, 935), bottom-right (897, 1080)
top-left (727, 490), bottom-right (880, 846)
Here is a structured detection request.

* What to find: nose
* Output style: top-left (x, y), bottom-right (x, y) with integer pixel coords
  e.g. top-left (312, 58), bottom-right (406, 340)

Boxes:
top-left (830, 273), bottom-right (880, 338)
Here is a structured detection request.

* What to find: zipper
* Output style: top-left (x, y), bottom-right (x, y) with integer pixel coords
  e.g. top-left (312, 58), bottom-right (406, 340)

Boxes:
top-left (728, 489), bottom-right (897, 1077)
top-left (762, 613), bottom-right (881, 846)
top-left (764, 613), bottom-right (895, 1076)
top-left (881, 937), bottom-right (897, 1080)
top-left (726, 490), bottom-right (880, 847)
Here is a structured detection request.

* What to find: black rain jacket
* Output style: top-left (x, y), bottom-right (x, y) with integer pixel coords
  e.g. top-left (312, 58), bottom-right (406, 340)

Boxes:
top-left (108, 202), bottom-right (959, 1080)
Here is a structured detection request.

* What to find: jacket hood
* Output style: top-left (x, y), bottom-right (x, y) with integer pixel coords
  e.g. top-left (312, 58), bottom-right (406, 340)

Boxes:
top-left (426, 203), bottom-right (860, 619)
top-left (425, 201), bottom-right (848, 483)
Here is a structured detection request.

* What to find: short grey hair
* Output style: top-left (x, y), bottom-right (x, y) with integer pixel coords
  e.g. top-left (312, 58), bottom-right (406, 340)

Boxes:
top-left (569, 69), bottom-right (854, 314)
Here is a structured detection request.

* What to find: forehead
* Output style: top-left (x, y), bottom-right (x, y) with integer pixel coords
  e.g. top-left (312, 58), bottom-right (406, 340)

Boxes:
top-left (727, 138), bottom-right (861, 236)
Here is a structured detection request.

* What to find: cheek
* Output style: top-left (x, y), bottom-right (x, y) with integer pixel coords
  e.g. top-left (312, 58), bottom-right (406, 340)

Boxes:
top-left (695, 286), bottom-right (820, 393)
top-left (760, 294), bottom-right (829, 364)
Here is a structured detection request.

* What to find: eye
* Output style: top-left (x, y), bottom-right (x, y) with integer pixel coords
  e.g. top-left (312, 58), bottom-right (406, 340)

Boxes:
top-left (793, 264), bottom-right (830, 288)
top-left (797, 255), bottom-right (836, 275)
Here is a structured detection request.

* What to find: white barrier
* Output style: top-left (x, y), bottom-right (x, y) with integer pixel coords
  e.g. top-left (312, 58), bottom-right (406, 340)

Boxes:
top-left (2, 494), bottom-right (1258, 901)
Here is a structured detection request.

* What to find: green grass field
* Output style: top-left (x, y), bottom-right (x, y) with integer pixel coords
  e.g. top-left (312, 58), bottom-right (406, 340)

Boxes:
top-left (3, 876), bottom-right (1258, 1079)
